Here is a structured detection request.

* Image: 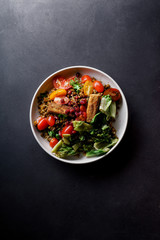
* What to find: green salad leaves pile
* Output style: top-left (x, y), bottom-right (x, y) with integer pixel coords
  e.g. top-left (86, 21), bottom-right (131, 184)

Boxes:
top-left (52, 94), bottom-right (118, 158)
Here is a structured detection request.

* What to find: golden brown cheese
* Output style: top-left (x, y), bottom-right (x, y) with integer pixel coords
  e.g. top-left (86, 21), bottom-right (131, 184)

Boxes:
top-left (86, 94), bottom-right (101, 122)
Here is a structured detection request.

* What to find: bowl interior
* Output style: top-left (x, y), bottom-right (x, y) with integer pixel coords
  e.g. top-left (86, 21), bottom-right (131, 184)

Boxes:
top-left (30, 66), bottom-right (128, 164)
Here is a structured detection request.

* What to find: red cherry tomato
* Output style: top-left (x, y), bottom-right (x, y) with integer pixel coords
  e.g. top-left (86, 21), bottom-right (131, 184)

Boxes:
top-left (93, 80), bottom-right (104, 93)
top-left (47, 115), bottom-right (55, 126)
top-left (80, 105), bottom-right (86, 112)
top-left (62, 125), bottom-right (73, 136)
top-left (54, 96), bottom-right (69, 105)
top-left (81, 75), bottom-right (92, 83)
top-left (37, 116), bottom-right (43, 124)
top-left (37, 118), bottom-right (48, 131)
top-left (60, 79), bottom-right (72, 90)
top-left (50, 138), bottom-right (58, 148)
top-left (53, 76), bottom-right (65, 89)
top-left (104, 88), bottom-right (121, 101)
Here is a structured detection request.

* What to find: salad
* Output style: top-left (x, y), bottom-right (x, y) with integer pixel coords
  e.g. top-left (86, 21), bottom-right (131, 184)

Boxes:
top-left (34, 73), bottom-right (121, 159)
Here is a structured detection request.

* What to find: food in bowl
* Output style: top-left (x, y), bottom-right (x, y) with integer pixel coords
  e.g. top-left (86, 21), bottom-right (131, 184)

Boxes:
top-left (33, 72), bottom-right (121, 159)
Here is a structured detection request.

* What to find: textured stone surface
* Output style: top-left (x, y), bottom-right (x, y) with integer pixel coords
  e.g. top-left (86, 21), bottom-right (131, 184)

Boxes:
top-left (1, 1), bottom-right (160, 239)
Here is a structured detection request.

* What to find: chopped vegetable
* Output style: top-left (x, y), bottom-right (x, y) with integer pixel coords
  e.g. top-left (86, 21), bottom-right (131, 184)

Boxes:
top-left (56, 143), bottom-right (77, 158)
top-left (54, 96), bottom-right (69, 105)
top-left (50, 138), bottom-right (59, 148)
top-left (51, 140), bottom-right (63, 153)
top-left (103, 88), bottom-right (121, 101)
top-left (86, 150), bottom-right (106, 157)
top-left (84, 80), bottom-right (93, 96)
top-left (105, 138), bottom-right (118, 148)
top-left (53, 76), bottom-right (65, 89)
top-left (62, 134), bottom-right (71, 138)
top-left (73, 121), bottom-right (92, 132)
top-left (37, 118), bottom-right (48, 131)
top-left (53, 76), bottom-right (72, 89)
top-left (94, 142), bottom-right (110, 152)
top-left (99, 95), bottom-right (112, 116)
top-left (90, 112), bottom-right (102, 124)
top-left (72, 143), bottom-right (81, 151)
top-left (62, 125), bottom-right (74, 136)
top-left (81, 75), bottom-right (92, 83)
top-left (62, 137), bottom-right (70, 145)
top-left (70, 78), bottom-right (82, 93)
top-left (50, 89), bottom-right (67, 100)
top-left (110, 101), bottom-right (116, 119)
top-left (93, 80), bottom-right (104, 93)
top-left (47, 116), bottom-right (55, 126)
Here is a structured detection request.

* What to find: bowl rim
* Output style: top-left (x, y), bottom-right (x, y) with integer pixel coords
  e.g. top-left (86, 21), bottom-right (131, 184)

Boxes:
top-left (29, 65), bottom-right (128, 164)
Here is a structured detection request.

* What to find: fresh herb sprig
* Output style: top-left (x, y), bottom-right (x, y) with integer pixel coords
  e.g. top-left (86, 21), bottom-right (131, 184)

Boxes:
top-left (70, 77), bottom-right (82, 93)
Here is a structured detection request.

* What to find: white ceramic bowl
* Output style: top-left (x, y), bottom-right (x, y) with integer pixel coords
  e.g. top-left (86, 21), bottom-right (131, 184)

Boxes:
top-left (30, 66), bottom-right (128, 164)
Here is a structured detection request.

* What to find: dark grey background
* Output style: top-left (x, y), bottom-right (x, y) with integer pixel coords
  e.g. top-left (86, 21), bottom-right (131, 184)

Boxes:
top-left (1, 0), bottom-right (160, 239)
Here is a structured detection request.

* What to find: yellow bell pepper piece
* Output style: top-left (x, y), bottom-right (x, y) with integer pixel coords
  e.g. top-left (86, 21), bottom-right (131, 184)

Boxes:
top-left (50, 89), bottom-right (67, 100)
top-left (84, 80), bottom-right (93, 96)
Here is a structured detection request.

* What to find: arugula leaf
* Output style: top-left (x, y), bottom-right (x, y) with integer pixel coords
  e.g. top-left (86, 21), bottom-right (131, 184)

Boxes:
top-left (70, 78), bottom-right (82, 93)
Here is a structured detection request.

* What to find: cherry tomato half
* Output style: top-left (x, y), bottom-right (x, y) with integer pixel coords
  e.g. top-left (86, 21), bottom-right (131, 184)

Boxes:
top-left (49, 89), bottom-right (67, 100)
top-left (93, 80), bottom-right (104, 93)
top-left (47, 116), bottom-right (55, 126)
top-left (37, 118), bottom-right (48, 131)
top-left (54, 96), bottom-right (69, 105)
top-left (84, 80), bottom-right (93, 96)
top-left (53, 76), bottom-right (65, 89)
top-left (81, 75), bottom-right (92, 83)
top-left (62, 125), bottom-right (73, 136)
top-left (60, 79), bottom-right (72, 90)
top-left (103, 88), bottom-right (121, 101)
top-left (50, 138), bottom-right (58, 148)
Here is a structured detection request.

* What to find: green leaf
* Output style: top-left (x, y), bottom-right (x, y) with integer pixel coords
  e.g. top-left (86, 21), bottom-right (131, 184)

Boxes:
top-left (79, 135), bottom-right (85, 141)
top-left (73, 121), bottom-right (92, 132)
top-left (70, 78), bottom-right (82, 93)
top-left (48, 131), bottom-right (55, 137)
top-left (56, 143), bottom-right (77, 158)
top-left (90, 112), bottom-right (101, 124)
top-left (86, 149), bottom-right (106, 157)
top-left (99, 95), bottom-right (112, 117)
